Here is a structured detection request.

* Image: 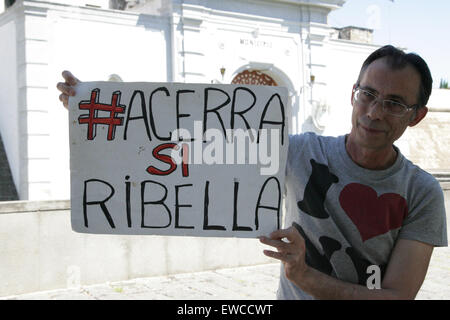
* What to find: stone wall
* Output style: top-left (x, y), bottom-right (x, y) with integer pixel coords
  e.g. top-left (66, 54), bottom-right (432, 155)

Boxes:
top-left (407, 89), bottom-right (450, 172)
top-left (0, 200), bottom-right (272, 297)
top-left (336, 26), bottom-right (374, 44)
top-left (408, 110), bottom-right (450, 171)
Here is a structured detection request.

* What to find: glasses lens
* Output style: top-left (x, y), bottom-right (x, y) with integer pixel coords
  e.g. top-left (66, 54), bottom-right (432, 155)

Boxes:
top-left (355, 89), bottom-right (375, 104)
top-left (355, 88), bottom-right (410, 116)
top-left (383, 101), bottom-right (407, 115)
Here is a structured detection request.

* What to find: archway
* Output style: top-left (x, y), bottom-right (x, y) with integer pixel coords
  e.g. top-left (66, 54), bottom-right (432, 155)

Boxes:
top-left (231, 69), bottom-right (278, 86)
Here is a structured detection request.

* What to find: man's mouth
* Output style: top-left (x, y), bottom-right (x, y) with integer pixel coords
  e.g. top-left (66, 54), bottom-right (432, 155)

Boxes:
top-left (358, 121), bottom-right (386, 134)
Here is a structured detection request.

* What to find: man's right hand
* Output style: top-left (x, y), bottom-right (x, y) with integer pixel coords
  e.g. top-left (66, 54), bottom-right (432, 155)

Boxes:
top-left (56, 70), bottom-right (81, 109)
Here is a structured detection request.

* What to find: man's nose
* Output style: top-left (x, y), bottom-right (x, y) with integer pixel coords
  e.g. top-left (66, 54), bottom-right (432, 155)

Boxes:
top-left (367, 99), bottom-right (385, 120)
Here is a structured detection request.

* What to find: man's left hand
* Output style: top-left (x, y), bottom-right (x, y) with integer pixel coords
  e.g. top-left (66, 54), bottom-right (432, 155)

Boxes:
top-left (259, 226), bottom-right (309, 284)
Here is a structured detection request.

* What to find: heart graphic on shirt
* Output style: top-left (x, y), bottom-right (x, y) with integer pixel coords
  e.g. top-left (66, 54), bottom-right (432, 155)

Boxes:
top-left (339, 183), bottom-right (408, 242)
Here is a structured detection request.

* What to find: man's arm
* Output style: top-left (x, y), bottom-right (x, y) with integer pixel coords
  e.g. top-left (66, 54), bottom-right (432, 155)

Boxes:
top-left (260, 227), bottom-right (433, 299)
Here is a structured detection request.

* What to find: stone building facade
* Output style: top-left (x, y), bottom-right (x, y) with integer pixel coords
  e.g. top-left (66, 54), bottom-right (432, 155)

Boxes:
top-left (5, 0), bottom-right (444, 201)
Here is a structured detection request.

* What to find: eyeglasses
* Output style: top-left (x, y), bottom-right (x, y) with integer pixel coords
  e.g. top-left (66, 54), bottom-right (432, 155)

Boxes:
top-left (353, 87), bottom-right (418, 117)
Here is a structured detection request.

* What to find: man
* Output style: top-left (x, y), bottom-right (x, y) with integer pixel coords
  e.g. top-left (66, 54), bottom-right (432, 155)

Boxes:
top-left (57, 45), bottom-right (447, 300)
top-left (258, 45), bottom-right (447, 299)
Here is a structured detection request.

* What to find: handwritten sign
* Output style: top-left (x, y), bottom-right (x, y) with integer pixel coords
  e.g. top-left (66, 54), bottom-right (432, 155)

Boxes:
top-left (69, 82), bottom-right (288, 237)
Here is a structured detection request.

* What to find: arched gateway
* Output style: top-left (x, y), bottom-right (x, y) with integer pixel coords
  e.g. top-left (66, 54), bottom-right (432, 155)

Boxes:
top-left (231, 70), bottom-right (278, 86)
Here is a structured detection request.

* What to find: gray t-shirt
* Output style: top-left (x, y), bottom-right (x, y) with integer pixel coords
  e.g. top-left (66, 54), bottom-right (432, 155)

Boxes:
top-left (278, 132), bottom-right (448, 300)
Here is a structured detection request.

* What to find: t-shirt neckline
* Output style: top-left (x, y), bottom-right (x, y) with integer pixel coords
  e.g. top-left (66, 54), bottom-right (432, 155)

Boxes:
top-left (337, 134), bottom-right (405, 181)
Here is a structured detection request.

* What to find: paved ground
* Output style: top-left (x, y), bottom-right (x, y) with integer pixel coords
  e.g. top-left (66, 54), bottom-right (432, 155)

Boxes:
top-left (2, 245), bottom-right (449, 300)
top-left (2, 263), bottom-right (280, 300)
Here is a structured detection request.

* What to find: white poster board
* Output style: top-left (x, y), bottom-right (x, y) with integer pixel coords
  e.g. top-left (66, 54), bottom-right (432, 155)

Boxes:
top-left (69, 82), bottom-right (288, 237)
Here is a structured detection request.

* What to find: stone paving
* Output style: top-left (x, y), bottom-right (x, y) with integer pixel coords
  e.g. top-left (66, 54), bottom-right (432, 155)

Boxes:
top-left (2, 263), bottom-right (280, 300)
top-left (2, 243), bottom-right (449, 300)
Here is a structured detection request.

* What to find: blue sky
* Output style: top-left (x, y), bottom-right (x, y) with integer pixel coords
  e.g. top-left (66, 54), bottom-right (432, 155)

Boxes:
top-left (328, 0), bottom-right (450, 88)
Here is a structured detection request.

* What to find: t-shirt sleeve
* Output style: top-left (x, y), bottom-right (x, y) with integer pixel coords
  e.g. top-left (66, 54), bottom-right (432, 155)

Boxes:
top-left (286, 133), bottom-right (314, 174)
top-left (285, 133), bottom-right (311, 196)
top-left (398, 176), bottom-right (448, 247)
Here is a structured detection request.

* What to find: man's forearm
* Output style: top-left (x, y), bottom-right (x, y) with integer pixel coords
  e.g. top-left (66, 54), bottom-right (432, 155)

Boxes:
top-left (294, 266), bottom-right (405, 300)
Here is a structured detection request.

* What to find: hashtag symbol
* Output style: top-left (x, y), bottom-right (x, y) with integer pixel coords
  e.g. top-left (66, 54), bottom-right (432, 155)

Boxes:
top-left (78, 89), bottom-right (126, 140)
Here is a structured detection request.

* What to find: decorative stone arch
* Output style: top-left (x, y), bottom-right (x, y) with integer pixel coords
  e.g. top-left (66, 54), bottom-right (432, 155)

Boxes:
top-left (231, 70), bottom-right (278, 86)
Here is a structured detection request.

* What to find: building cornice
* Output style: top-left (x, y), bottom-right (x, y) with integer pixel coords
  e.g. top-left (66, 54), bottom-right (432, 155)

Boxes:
top-left (262, 0), bottom-right (345, 11)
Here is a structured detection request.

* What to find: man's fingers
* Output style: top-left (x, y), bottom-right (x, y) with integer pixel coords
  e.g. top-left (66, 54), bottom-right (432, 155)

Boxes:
top-left (268, 226), bottom-right (299, 241)
top-left (62, 70), bottom-right (80, 86)
top-left (59, 93), bottom-right (69, 109)
top-left (263, 250), bottom-right (289, 262)
top-left (263, 249), bottom-right (297, 264)
top-left (260, 226), bottom-right (306, 252)
top-left (57, 70), bottom-right (79, 110)
top-left (264, 228), bottom-right (290, 241)
top-left (259, 236), bottom-right (290, 252)
top-left (56, 82), bottom-right (76, 96)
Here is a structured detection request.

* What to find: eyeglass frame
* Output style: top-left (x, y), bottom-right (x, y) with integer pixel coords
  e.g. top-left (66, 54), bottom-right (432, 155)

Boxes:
top-left (352, 86), bottom-right (419, 117)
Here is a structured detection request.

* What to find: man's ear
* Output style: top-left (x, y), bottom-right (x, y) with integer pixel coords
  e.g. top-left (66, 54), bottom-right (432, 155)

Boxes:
top-left (408, 106), bottom-right (428, 127)
top-left (351, 84), bottom-right (357, 106)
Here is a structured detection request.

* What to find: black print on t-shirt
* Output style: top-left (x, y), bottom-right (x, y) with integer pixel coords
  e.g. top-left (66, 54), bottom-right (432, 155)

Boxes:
top-left (295, 221), bottom-right (387, 285)
top-left (345, 247), bottom-right (387, 285)
top-left (293, 222), bottom-right (341, 276)
top-left (295, 160), bottom-right (386, 285)
top-left (297, 159), bottom-right (339, 219)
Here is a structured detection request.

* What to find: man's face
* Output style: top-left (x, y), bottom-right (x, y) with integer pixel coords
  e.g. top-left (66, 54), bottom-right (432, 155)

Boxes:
top-left (349, 58), bottom-right (425, 152)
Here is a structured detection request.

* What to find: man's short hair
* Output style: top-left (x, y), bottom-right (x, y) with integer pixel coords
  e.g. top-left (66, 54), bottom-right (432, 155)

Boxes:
top-left (356, 45), bottom-right (432, 108)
